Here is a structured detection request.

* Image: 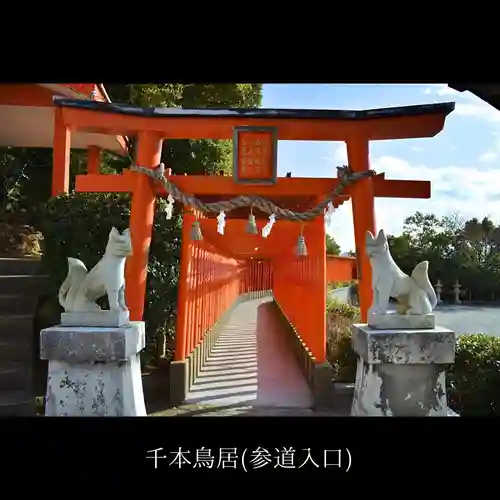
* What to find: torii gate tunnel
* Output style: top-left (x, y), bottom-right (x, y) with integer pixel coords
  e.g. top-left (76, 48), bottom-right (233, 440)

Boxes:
top-left (51, 97), bottom-right (454, 405)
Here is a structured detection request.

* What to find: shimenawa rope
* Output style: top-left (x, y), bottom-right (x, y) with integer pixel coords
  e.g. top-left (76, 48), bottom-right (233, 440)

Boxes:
top-left (129, 163), bottom-right (376, 222)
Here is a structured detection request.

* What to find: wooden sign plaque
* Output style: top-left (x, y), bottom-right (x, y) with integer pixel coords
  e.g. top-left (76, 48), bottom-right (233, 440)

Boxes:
top-left (233, 126), bottom-right (278, 184)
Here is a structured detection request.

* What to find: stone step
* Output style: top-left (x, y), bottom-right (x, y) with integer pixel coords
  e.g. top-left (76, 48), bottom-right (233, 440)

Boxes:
top-left (0, 314), bottom-right (34, 342)
top-left (0, 315), bottom-right (35, 367)
top-left (0, 257), bottom-right (41, 276)
top-left (0, 362), bottom-right (31, 392)
top-left (0, 275), bottom-right (47, 296)
top-left (0, 294), bottom-right (38, 315)
top-left (0, 340), bottom-right (34, 363)
top-left (0, 390), bottom-right (35, 416)
top-left (0, 275), bottom-right (48, 295)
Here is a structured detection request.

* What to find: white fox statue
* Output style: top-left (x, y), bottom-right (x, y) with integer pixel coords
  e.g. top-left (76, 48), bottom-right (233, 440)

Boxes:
top-left (365, 229), bottom-right (437, 315)
top-left (58, 227), bottom-right (133, 313)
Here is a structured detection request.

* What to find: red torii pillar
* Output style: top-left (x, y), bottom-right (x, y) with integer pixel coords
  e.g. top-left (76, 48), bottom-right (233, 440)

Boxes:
top-left (87, 146), bottom-right (101, 174)
top-left (347, 136), bottom-right (375, 322)
top-left (51, 114), bottom-right (102, 194)
top-left (52, 107), bottom-right (71, 196)
top-left (125, 132), bottom-right (163, 321)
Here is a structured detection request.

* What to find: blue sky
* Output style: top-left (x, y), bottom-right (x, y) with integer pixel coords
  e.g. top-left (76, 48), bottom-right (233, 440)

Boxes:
top-left (262, 84), bottom-right (500, 253)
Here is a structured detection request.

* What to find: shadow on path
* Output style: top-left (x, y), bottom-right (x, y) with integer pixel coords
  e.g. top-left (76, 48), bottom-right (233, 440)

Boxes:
top-left (183, 298), bottom-right (312, 411)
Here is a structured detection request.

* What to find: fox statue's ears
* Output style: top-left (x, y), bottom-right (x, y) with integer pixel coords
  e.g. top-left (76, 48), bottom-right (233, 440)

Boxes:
top-left (109, 227), bottom-right (130, 239)
top-left (366, 229), bottom-right (387, 244)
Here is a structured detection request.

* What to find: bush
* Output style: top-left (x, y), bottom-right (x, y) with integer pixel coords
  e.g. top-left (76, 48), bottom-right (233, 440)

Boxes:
top-left (327, 299), bottom-right (359, 319)
top-left (327, 280), bottom-right (358, 291)
top-left (325, 296), bottom-right (500, 414)
top-left (33, 192), bottom-right (181, 363)
top-left (447, 334), bottom-right (500, 416)
top-left (326, 300), bottom-right (359, 382)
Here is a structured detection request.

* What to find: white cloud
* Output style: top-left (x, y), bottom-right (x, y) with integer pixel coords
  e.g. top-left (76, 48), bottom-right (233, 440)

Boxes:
top-left (477, 138), bottom-right (500, 163)
top-left (410, 146), bottom-right (424, 152)
top-left (424, 85), bottom-right (459, 97)
top-left (423, 84), bottom-right (500, 123)
top-left (322, 91), bottom-right (500, 251)
top-left (321, 143), bottom-right (348, 171)
top-left (327, 154), bottom-right (500, 252)
top-left (334, 143), bottom-right (347, 164)
top-left (436, 87), bottom-right (460, 96)
top-left (479, 151), bottom-right (498, 162)
top-left (454, 102), bottom-right (500, 122)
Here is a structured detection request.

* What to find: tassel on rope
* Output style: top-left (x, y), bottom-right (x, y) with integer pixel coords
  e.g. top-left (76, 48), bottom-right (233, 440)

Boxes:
top-left (296, 224), bottom-right (308, 256)
top-left (191, 220), bottom-right (203, 241)
top-left (262, 213), bottom-right (276, 238)
top-left (165, 194), bottom-right (175, 220)
top-left (324, 201), bottom-right (335, 226)
top-left (246, 206), bottom-right (258, 235)
top-left (216, 211), bottom-right (226, 235)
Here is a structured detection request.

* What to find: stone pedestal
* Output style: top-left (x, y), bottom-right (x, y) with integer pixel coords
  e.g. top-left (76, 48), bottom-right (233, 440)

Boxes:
top-left (61, 310), bottom-right (130, 328)
top-left (351, 324), bottom-right (456, 417)
top-left (40, 321), bottom-right (146, 417)
top-left (368, 311), bottom-right (435, 329)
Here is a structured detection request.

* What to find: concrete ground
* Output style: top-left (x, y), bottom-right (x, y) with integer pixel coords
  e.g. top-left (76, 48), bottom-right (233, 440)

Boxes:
top-left (152, 404), bottom-right (347, 417)
top-left (152, 298), bottom-right (348, 417)
top-left (184, 298), bottom-right (312, 409)
top-left (329, 286), bottom-right (500, 337)
top-left (433, 304), bottom-right (500, 336)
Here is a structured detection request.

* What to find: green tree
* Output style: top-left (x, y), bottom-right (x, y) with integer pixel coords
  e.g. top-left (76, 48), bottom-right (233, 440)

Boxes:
top-left (387, 210), bottom-right (500, 302)
top-left (326, 234), bottom-right (341, 255)
top-left (105, 84), bottom-right (262, 176)
top-left (2, 83), bottom-right (263, 362)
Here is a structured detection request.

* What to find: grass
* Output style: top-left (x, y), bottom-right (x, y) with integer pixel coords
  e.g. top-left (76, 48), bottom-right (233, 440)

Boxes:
top-left (326, 298), bottom-right (359, 383)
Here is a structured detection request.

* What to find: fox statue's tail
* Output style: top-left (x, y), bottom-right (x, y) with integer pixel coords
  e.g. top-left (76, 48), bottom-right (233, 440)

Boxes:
top-left (411, 261), bottom-right (437, 309)
top-left (58, 257), bottom-right (89, 309)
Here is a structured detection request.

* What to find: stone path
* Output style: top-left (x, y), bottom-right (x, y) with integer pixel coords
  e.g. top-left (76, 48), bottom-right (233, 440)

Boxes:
top-left (152, 403), bottom-right (346, 417)
top-left (152, 298), bottom-right (346, 417)
top-left (184, 298), bottom-right (313, 409)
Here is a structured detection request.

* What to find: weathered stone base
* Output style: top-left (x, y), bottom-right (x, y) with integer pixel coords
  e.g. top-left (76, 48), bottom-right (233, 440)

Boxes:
top-left (368, 311), bottom-right (435, 330)
top-left (61, 310), bottom-right (129, 327)
top-left (351, 323), bottom-right (456, 417)
top-left (169, 290), bottom-right (273, 405)
top-left (45, 356), bottom-right (146, 416)
top-left (351, 359), bottom-right (449, 416)
top-left (40, 321), bottom-right (146, 417)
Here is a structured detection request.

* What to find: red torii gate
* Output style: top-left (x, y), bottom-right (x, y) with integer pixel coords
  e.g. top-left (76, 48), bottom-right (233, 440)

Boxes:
top-left (51, 97), bottom-right (454, 326)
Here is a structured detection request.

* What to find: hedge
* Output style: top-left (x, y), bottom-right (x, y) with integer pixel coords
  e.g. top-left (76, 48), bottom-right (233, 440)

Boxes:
top-left (326, 303), bottom-right (500, 415)
top-left (33, 192), bottom-right (181, 363)
top-left (447, 334), bottom-right (500, 416)
top-left (326, 299), bottom-right (359, 382)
